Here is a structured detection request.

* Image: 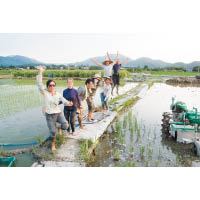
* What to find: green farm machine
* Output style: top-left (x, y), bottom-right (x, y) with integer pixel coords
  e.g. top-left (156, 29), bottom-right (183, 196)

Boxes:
top-left (162, 97), bottom-right (200, 156)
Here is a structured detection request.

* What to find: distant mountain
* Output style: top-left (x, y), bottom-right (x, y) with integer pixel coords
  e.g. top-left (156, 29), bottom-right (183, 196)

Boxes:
top-left (1, 54), bottom-right (200, 71)
top-left (68, 55), bottom-right (171, 68)
top-left (69, 54), bottom-right (200, 71)
top-left (0, 55), bottom-right (43, 66)
top-left (187, 61), bottom-right (200, 70)
top-left (125, 57), bottom-right (171, 68)
top-left (68, 54), bottom-right (130, 67)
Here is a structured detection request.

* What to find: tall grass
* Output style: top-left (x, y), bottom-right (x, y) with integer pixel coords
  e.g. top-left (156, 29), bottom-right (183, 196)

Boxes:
top-left (13, 69), bottom-right (130, 79)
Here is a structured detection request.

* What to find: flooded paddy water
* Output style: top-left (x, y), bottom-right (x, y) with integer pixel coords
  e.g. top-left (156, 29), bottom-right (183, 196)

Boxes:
top-left (1, 78), bottom-right (200, 167)
top-left (0, 78), bottom-right (136, 167)
top-left (88, 83), bottom-right (200, 167)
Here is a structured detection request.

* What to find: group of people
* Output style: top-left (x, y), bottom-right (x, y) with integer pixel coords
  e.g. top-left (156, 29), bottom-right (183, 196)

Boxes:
top-left (36, 52), bottom-right (129, 151)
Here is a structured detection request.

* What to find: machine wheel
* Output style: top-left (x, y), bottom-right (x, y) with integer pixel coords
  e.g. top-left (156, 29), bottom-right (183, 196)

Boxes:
top-left (161, 112), bottom-right (172, 137)
top-left (192, 143), bottom-right (197, 155)
top-left (193, 141), bottom-right (200, 156)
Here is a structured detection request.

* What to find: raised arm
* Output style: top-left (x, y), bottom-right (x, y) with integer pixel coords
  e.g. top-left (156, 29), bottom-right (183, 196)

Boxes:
top-left (36, 66), bottom-right (46, 96)
top-left (107, 52), bottom-right (113, 62)
top-left (115, 51), bottom-right (119, 62)
top-left (122, 57), bottom-right (129, 65)
top-left (91, 58), bottom-right (103, 67)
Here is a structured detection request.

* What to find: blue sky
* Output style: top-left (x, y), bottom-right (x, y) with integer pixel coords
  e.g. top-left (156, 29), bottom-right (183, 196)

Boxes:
top-left (0, 33), bottom-right (200, 64)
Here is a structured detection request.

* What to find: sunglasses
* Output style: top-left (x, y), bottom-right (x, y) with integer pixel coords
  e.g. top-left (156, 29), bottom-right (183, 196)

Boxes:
top-left (48, 84), bottom-right (56, 87)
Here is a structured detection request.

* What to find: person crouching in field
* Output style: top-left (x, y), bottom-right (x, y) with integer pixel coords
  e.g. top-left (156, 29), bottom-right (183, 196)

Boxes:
top-left (112, 51), bottom-right (129, 95)
top-left (100, 77), bottom-right (112, 112)
top-left (36, 66), bottom-right (72, 152)
top-left (77, 79), bottom-right (94, 129)
top-left (63, 78), bottom-right (81, 136)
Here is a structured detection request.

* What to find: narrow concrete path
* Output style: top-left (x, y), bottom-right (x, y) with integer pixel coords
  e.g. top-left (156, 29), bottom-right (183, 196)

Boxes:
top-left (32, 83), bottom-right (147, 167)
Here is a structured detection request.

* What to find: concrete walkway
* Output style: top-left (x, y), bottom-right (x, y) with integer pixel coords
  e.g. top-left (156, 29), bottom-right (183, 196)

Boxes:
top-left (32, 83), bottom-right (146, 167)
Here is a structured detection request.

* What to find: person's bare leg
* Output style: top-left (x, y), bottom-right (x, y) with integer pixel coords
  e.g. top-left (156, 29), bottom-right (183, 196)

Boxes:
top-left (57, 126), bottom-right (62, 135)
top-left (116, 85), bottom-right (119, 95)
top-left (64, 126), bottom-right (70, 136)
top-left (88, 112), bottom-right (92, 121)
top-left (78, 114), bottom-right (86, 129)
top-left (51, 137), bottom-right (56, 151)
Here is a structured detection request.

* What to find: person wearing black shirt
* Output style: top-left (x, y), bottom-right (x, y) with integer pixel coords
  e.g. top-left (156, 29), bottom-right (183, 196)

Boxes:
top-left (112, 51), bottom-right (129, 95)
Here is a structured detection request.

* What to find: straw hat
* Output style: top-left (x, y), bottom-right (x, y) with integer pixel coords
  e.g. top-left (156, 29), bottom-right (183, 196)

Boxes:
top-left (102, 60), bottom-right (113, 65)
top-left (104, 76), bottom-right (112, 81)
top-left (92, 73), bottom-right (102, 80)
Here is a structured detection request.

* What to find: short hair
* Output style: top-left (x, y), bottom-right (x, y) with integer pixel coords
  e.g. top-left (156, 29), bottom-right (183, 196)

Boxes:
top-left (85, 78), bottom-right (93, 85)
top-left (46, 79), bottom-right (56, 88)
top-left (67, 78), bottom-right (74, 82)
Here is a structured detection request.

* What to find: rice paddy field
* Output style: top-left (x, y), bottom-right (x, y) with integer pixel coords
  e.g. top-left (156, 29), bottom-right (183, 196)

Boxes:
top-left (88, 83), bottom-right (200, 167)
top-left (0, 78), bottom-right (131, 166)
top-left (0, 79), bottom-right (83, 146)
top-left (1, 77), bottom-right (200, 167)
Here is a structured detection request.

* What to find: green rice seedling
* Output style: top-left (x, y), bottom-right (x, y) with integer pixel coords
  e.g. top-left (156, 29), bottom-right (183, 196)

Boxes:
top-left (109, 93), bottom-right (127, 104)
top-left (137, 127), bottom-right (141, 137)
top-left (145, 159), bottom-right (149, 167)
top-left (118, 131), bottom-right (125, 143)
top-left (114, 161), bottom-right (136, 167)
top-left (130, 145), bottom-right (134, 153)
top-left (176, 154), bottom-right (179, 166)
top-left (155, 160), bottom-right (159, 167)
top-left (122, 97), bottom-right (138, 109)
top-left (113, 148), bottom-right (120, 161)
top-left (123, 115), bottom-right (128, 129)
top-left (148, 148), bottom-right (154, 157)
top-left (115, 121), bottom-right (121, 134)
top-left (140, 145), bottom-right (145, 158)
top-left (128, 111), bottom-right (133, 124)
top-left (148, 81), bottom-right (155, 89)
top-left (130, 126), bottom-right (134, 137)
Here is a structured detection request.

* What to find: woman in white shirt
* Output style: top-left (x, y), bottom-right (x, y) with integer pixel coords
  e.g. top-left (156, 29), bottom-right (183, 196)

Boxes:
top-left (36, 66), bottom-right (72, 151)
top-left (91, 52), bottom-right (115, 78)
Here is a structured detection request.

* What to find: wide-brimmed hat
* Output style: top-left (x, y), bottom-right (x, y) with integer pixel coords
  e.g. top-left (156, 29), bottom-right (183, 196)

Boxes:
top-left (102, 60), bottom-right (113, 65)
top-left (104, 76), bottom-right (112, 81)
top-left (92, 73), bottom-right (102, 80)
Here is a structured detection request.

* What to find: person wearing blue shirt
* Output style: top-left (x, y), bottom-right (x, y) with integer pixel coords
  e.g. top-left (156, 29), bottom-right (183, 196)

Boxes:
top-left (112, 51), bottom-right (129, 95)
top-left (63, 78), bottom-right (82, 136)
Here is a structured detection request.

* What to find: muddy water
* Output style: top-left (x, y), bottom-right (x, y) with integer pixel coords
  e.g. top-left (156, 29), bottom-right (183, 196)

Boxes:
top-left (89, 83), bottom-right (200, 167)
top-left (0, 81), bottom-right (136, 166)
top-left (0, 83), bottom-right (137, 146)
